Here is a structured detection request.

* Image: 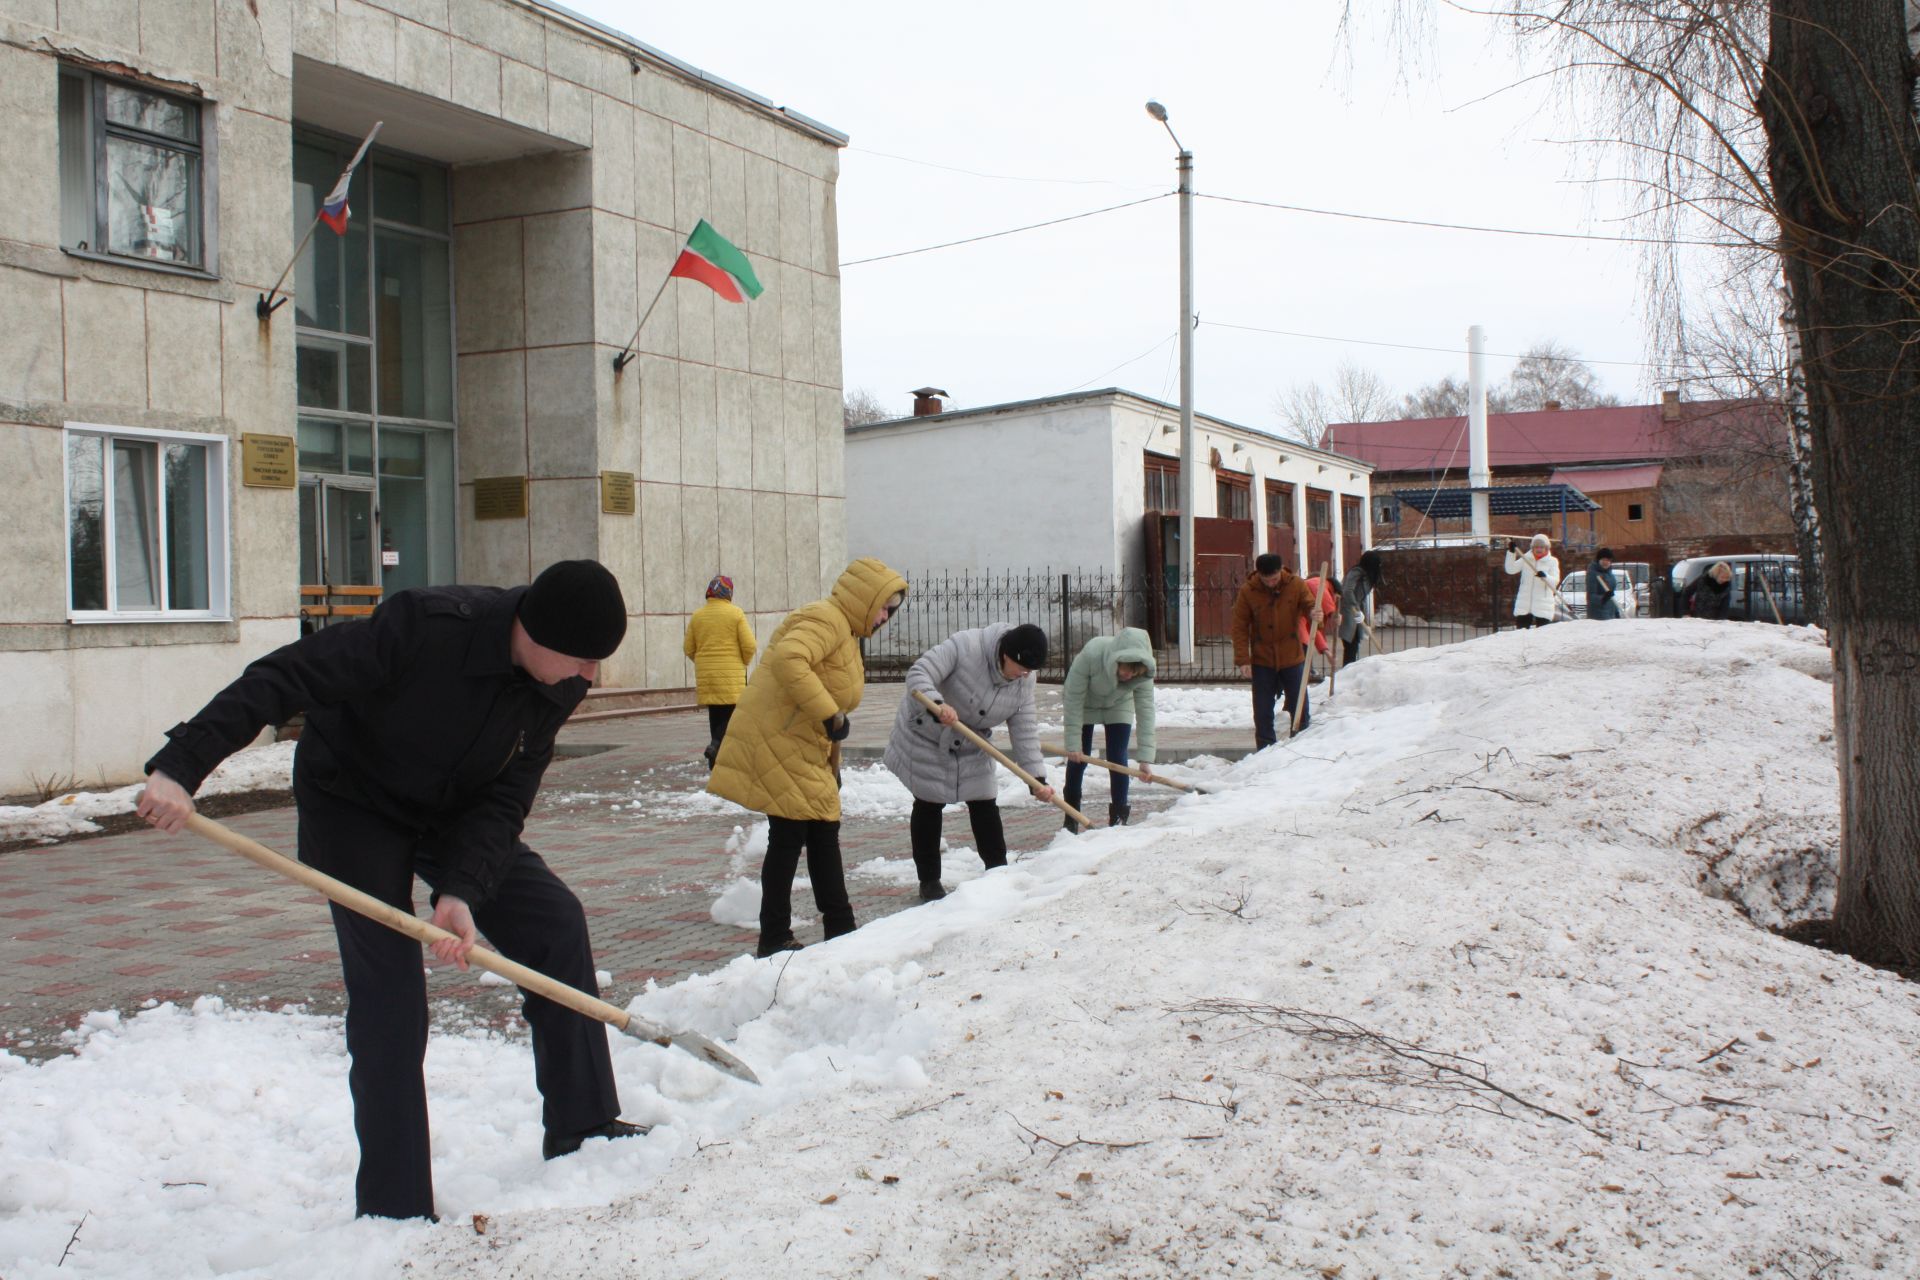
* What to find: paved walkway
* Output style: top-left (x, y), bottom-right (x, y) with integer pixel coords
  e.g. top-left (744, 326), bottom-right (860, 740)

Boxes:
top-left (0, 686), bottom-right (1251, 1061)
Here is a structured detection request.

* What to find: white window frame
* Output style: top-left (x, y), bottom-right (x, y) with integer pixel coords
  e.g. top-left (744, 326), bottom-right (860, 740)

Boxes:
top-left (63, 422), bottom-right (231, 624)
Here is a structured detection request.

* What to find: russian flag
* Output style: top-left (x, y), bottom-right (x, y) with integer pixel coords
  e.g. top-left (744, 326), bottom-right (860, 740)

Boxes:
top-left (318, 171), bottom-right (353, 234)
top-left (317, 121), bottom-right (383, 236)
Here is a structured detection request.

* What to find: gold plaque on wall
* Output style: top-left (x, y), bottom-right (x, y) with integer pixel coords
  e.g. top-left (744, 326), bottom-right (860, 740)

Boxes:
top-left (473, 475), bottom-right (529, 520)
top-left (600, 470), bottom-right (635, 515)
top-left (241, 433), bottom-right (296, 488)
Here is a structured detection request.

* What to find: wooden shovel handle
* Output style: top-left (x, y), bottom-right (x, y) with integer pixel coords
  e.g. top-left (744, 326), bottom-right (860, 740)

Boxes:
top-left (911, 689), bottom-right (1094, 828)
top-left (1041, 743), bottom-right (1195, 792)
top-left (184, 813), bottom-right (642, 1038)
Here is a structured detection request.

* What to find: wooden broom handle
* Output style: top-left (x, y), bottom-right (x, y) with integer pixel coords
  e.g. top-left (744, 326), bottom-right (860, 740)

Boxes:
top-left (184, 813), bottom-right (651, 1040)
top-left (1292, 561), bottom-right (1331, 737)
top-left (911, 689), bottom-right (1094, 828)
top-left (1041, 743), bottom-right (1195, 792)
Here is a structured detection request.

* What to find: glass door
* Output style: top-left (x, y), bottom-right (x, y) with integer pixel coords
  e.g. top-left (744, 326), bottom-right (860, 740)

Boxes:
top-left (298, 478), bottom-right (377, 590)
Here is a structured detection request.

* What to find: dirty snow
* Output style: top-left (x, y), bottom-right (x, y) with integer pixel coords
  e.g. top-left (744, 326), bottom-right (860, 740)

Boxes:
top-left (0, 740), bottom-right (296, 845)
top-left (8, 620), bottom-right (1915, 1280)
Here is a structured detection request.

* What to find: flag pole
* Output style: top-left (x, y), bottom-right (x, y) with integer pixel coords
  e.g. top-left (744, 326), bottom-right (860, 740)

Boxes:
top-left (613, 258), bottom-right (679, 373)
top-left (257, 122), bottom-right (383, 321)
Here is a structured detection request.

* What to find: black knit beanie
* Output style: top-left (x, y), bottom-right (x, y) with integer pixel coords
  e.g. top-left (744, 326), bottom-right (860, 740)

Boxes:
top-left (998, 623), bottom-right (1048, 671)
top-left (518, 560), bottom-right (628, 659)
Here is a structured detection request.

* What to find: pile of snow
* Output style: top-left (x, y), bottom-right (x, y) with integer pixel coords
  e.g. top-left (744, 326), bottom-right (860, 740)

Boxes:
top-left (0, 740), bottom-right (296, 845)
top-left (10, 621), bottom-right (1915, 1280)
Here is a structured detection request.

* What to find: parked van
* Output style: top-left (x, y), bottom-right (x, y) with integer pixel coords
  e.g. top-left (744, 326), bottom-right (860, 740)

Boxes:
top-left (1669, 555), bottom-right (1806, 624)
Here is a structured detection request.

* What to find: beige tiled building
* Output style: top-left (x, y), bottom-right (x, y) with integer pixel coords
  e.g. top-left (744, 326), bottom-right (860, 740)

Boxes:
top-left (0, 0), bottom-right (847, 794)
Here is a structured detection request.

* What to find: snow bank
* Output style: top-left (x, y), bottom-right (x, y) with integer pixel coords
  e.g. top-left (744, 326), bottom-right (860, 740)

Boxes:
top-left (0, 741), bottom-right (296, 845)
top-left (7, 621), bottom-right (1911, 1280)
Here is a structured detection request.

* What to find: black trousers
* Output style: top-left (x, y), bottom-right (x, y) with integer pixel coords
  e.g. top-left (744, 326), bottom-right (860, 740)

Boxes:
top-left (910, 799), bottom-right (1007, 881)
top-left (1342, 633), bottom-right (1364, 667)
top-left (1251, 660), bottom-right (1309, 747)
top-left (295, 775), bottom-right (618, 1221)
top-left (705, 704), bottom-right (734, 746)
top-left (761, 817), bottom-right (854, 942)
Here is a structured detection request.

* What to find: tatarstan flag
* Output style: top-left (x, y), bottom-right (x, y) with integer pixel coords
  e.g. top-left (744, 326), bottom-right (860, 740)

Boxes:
top-left (668, 220), bottom-right (764, 302)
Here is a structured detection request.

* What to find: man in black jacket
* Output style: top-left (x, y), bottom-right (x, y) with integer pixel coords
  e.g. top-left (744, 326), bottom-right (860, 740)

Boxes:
top-left (136, 560), bottom-right (641, 1220)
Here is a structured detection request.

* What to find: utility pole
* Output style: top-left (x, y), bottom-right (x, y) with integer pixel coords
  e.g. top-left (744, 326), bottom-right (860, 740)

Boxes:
top-left (1148, 101), bottom-right (1196, 663)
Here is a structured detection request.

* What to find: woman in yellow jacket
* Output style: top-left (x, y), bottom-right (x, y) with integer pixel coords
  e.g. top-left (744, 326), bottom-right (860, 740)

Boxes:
top-left (683, 575), bottom-right (757, 770)
top-left (709, 558), bottom-right (908, 957)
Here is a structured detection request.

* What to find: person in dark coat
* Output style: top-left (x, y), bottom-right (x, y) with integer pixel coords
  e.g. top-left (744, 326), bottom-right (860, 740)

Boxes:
top-left (1230, 553), bottom-right (1325, 748)
top-left (1586, 548), bottom-right (1623, 621)
top-left (1338, 549), bottom-right (1383, 665)
top-left (135, 560), bottom-right (643, 1221)
top-left (1685, 561), bottom-right (1734, 619)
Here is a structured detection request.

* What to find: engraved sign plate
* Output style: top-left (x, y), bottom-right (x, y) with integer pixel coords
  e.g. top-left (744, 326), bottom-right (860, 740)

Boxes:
top-left (600, 470), bottom-right (635, 515)
top-left (241, 433), bottom-right (296, 488)
top-left (473, 475), bottom-right (529, 520)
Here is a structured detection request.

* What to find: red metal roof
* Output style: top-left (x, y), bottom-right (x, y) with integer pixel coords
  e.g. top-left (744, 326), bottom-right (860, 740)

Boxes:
top-left (1548, 464), bottom-right (1664, 491)
top-left (1326, 400), bottom-right (1778, 474)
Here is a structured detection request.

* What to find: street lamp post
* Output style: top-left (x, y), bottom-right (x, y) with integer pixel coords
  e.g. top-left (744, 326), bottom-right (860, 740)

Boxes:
top-left (1147, 100), bottom-right (1195, 664)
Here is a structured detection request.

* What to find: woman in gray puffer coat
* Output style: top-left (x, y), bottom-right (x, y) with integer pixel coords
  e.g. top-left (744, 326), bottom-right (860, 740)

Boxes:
top-left (885, 622), bottom-right (1055, 901)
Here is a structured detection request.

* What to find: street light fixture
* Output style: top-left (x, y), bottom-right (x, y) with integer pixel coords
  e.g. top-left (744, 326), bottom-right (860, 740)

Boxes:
top-left (1145, 100), bottom-right (1195, 664)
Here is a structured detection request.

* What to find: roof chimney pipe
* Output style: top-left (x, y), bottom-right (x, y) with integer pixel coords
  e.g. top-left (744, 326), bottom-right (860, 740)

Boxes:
top-left (911, 386), bottom-right (949, 418)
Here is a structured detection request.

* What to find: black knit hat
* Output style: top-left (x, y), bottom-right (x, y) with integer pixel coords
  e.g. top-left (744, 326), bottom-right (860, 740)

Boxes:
top-left (998, 623), bottom-right (1048, 671)
top-left (518, 560), bottom-right (628, 660)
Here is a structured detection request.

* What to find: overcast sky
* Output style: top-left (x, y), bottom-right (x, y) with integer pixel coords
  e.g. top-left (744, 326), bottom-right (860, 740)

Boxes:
top-left (569, 1), bottom-right (1688, 429)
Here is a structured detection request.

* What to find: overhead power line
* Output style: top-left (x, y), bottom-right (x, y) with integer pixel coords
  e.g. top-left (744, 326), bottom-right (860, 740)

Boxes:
top-left (840, 193), bottom-right (1172, 267)
top-left (1201, 319), bottom-right (1684, 372)
top-left (1197, 192), bottom-right (1742, 248)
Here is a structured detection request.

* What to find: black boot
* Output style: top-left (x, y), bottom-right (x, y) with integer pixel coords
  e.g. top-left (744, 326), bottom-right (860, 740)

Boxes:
top-left (755, 932), bottom-right (802, 959)
top-left (1109, 803), bottom-right (1131, 826)
top-left (1063, 813), bottom-right (1082, 834)
top-left (822, 909), bottom-right (857, 940)
top-left (702, 740), bottom-right (719, 771)
top-left (918, 879), bottom-right (947, 901)
top-left (543, 1118), bottom-right (650, 1161)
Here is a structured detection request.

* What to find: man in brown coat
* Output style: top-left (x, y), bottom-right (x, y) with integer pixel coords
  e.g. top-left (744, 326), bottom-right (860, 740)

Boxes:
top-left (1231, 553), bottom-right (1325, 747)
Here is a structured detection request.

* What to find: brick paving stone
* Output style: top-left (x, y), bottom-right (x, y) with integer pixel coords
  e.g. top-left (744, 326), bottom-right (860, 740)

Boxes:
top-left (0, 692), bottom-right (1247, 1061)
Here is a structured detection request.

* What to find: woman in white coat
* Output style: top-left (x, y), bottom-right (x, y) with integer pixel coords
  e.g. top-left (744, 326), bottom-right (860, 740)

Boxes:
top-left (884, 622), bottom-right (1055, 901)
top-left (1503, 534), bottom-right (1562, 628)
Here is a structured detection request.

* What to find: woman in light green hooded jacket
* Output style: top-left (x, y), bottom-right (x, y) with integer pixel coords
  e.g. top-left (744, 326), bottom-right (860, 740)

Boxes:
top-left (1060, 627), bottom-right (1157, 831)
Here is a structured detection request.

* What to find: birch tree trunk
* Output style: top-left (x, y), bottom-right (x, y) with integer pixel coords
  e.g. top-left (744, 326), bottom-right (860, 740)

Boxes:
top-left (1763, 0), bottom-right (1920, 967)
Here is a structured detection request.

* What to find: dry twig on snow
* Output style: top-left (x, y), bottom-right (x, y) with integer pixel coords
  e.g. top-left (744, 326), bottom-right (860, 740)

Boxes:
top-left (1172, 998), bottom-right (1606, 1138)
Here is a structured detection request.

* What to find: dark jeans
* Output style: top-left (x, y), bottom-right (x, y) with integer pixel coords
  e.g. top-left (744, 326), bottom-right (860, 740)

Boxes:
top-left (294, 774), bottom-right (618, 1221)
top-left (1251, 661), bottom-right (1309, 747)
top-left (705, 704), bottom-right (734, 746)
top-left (1064, 723), bottom-right (1133, 809)
top-left (910, 799), bottom-right (1007, 880)
top-left (761, 816), bottom-right (854, 942)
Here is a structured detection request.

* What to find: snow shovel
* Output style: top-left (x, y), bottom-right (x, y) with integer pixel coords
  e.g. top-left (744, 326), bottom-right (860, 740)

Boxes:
top-left (1039, 743), bottom-right (1217, 794)
top-left (183, 813), bottom-right (760, 1085)
top-left (1291, 561), bottom-right (1331, 738)
top-left (1755, 568), bottom-right (1786, 625)
top-left (910, 689), bottom-right (1094, 829)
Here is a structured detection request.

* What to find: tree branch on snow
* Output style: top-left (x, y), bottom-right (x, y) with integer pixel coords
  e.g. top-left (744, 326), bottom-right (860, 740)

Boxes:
top-left (1173, 999), bottom-right (1605, 1138)
top-left (1007, 1114), bottom-right (1150, 1165)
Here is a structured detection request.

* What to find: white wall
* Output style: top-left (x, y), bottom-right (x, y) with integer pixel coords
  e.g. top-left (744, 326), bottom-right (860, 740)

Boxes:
top-left (845, 402), bottom-right (1119, 575)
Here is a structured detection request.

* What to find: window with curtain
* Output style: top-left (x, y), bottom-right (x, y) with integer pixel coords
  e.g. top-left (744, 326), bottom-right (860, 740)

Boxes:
top-left (67, 426), bottom-right (227, 619)
top-left (59, 69), bottom-right (209, 270)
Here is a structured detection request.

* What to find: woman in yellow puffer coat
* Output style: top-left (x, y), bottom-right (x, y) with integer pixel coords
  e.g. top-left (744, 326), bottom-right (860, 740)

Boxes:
top-left (683, 574), bottom-right (757, 770)
top-left (709, 557), bottom-right (908, 957)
